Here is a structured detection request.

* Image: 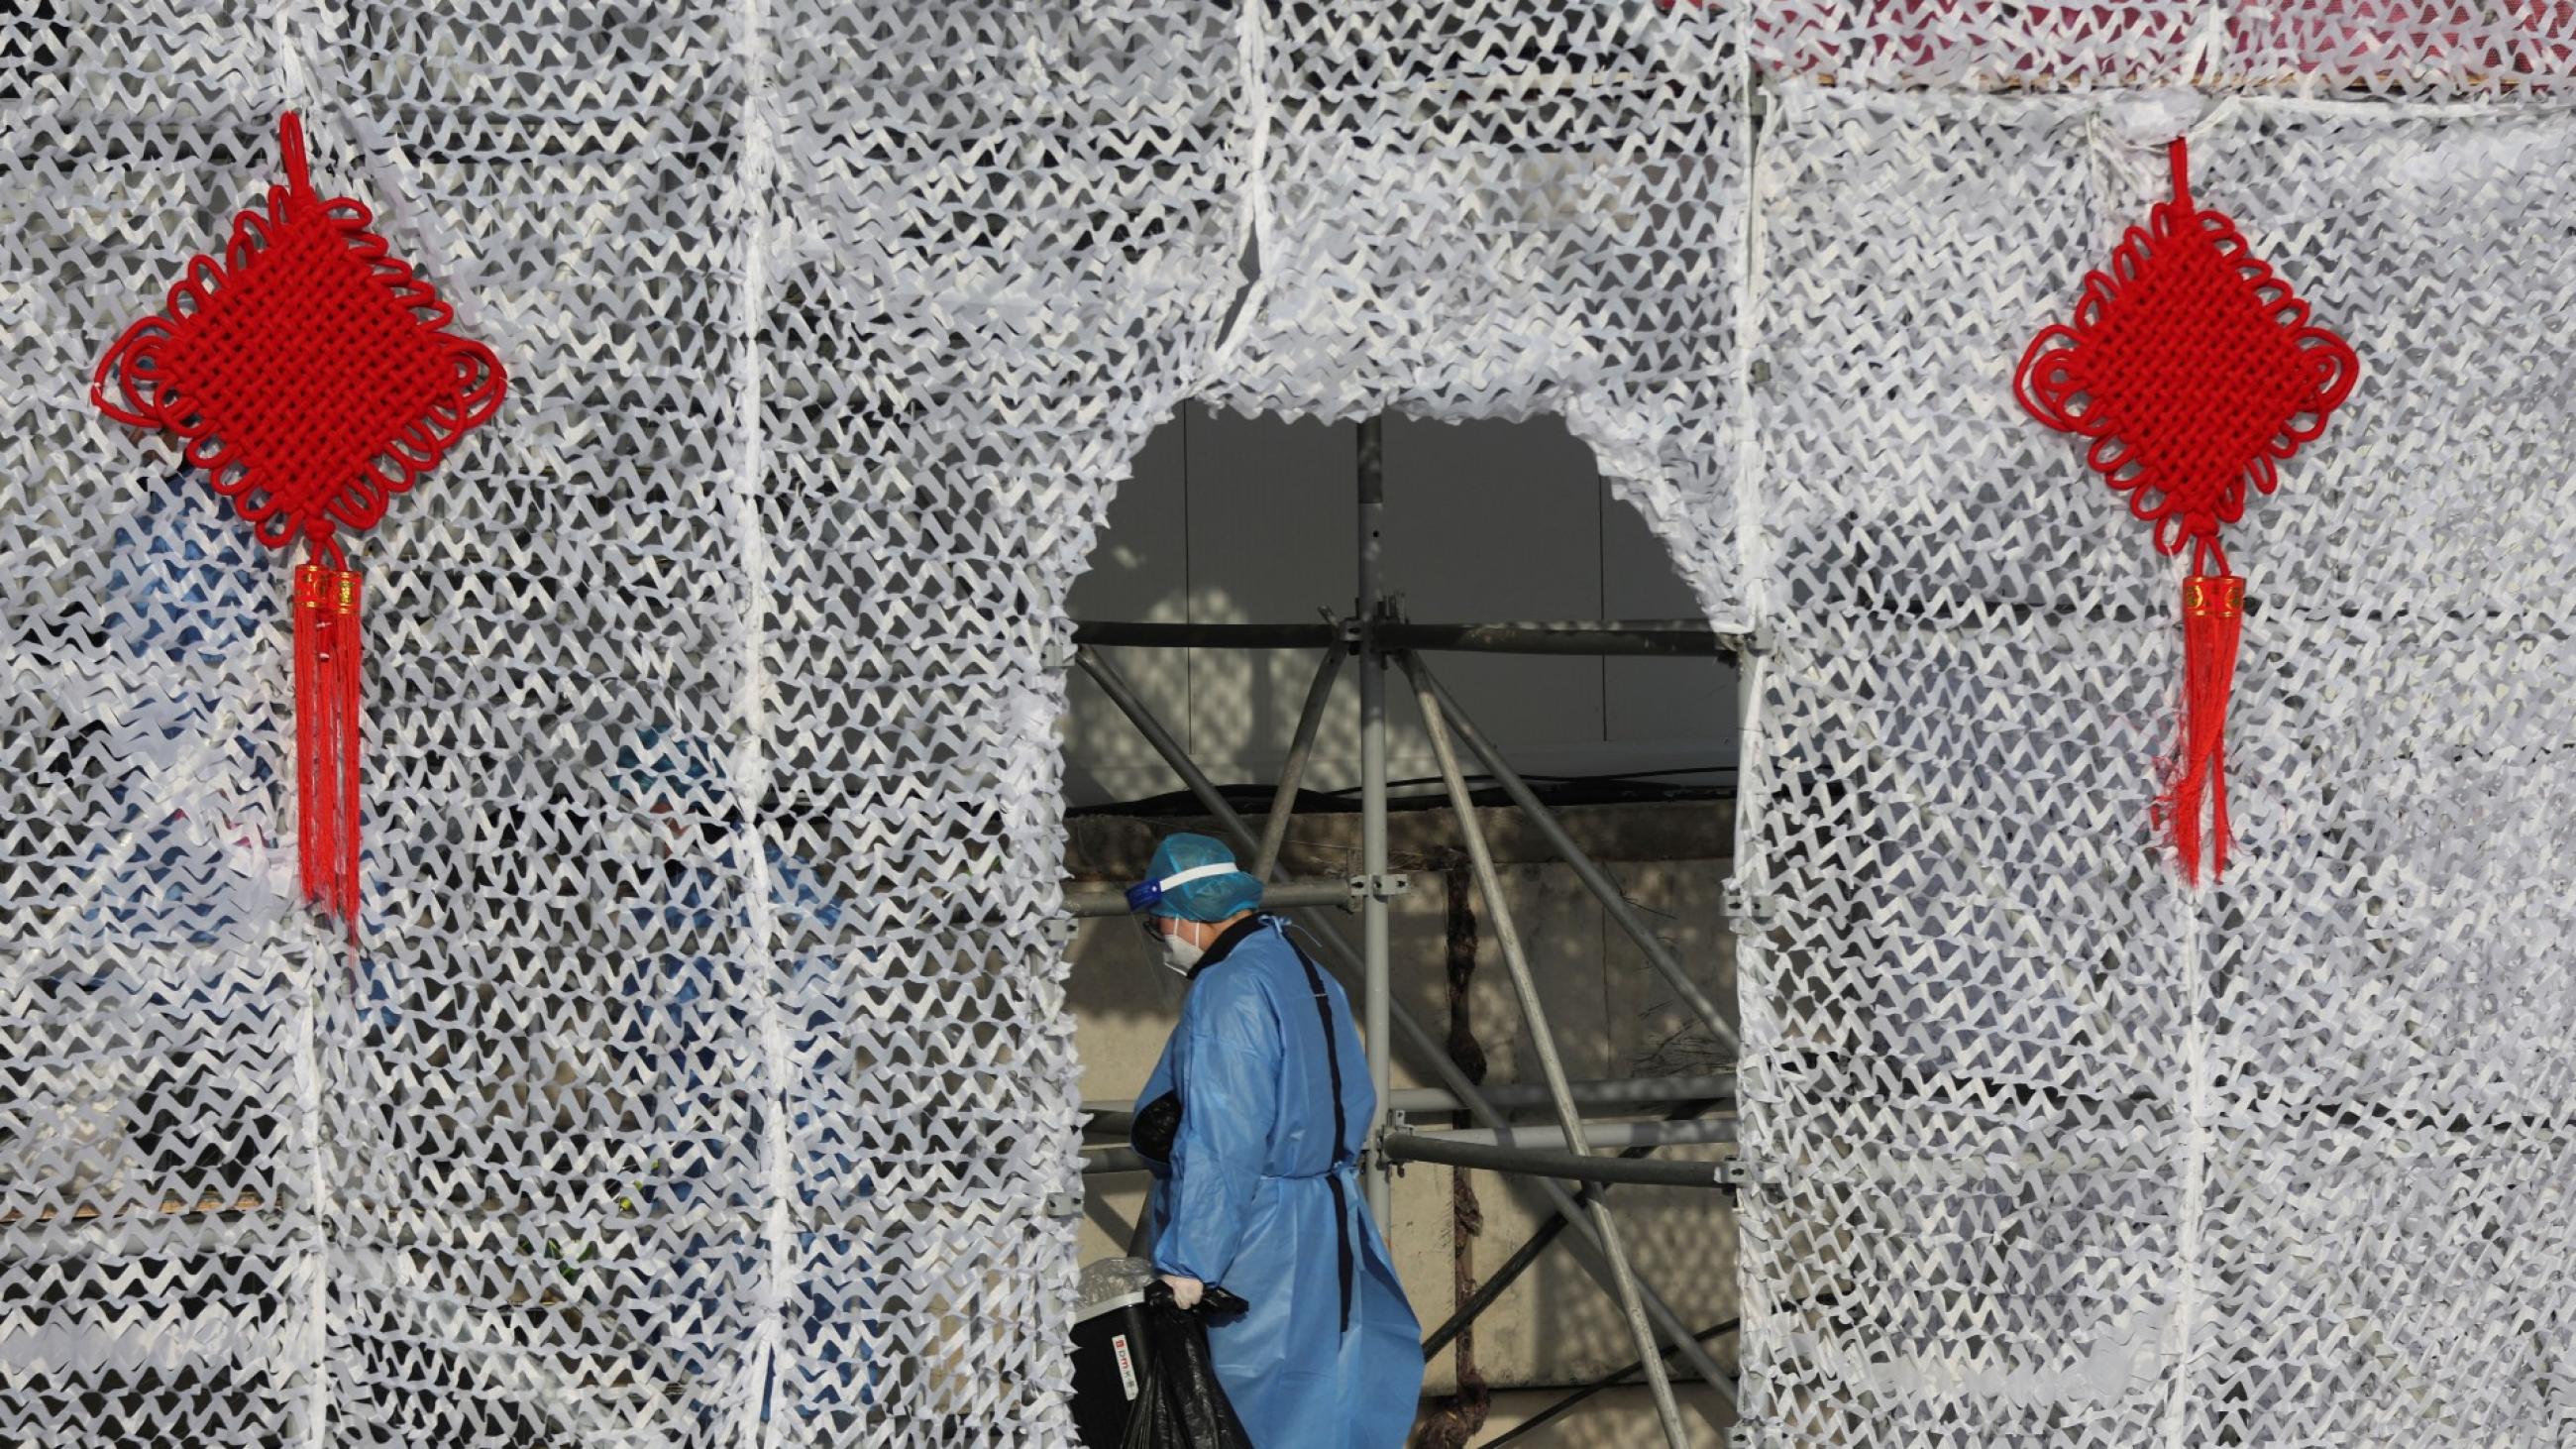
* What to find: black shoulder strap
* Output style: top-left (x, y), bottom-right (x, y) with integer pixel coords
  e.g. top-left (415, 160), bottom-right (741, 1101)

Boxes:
top-left (1283, 925), bottom-right (1355, 1333)
top-left (1283, 927), bottom-right (1350, 1163)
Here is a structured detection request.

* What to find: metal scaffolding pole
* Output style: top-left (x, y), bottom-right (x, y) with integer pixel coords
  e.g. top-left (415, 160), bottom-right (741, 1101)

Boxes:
top-left (1375, 1133), bottom-right (1736, 1191)
top-left (1417, 1096), bottom-right (1726, 1363)
top-left (1404, 651), bottom-right (1690, 1448)
top-left (1252, 643), bottom-right (1344, 881)
top-left (1061, 878), bottom-right (1352, 919)
top-left (1427, 1117), bottom-right (1736, 1152)
top-left (1071, 645), bottom-right (1738, 1416)
top-left (1416, 657), bottom-right (1743, 1059)
top-left (1072, 617), bottom-right (1743, 657)
top-left (1355, 413), bottom-right (1394, 1225)
top-left (1086, 1112), bottom-right (1735, 1155)
top-left (1091, 1124), bottom-right (1735, 1182)
top-left (1084, 1071), bottom-right (1738, 1127)
top-left (1381, 619), bottom-right (1743, 658)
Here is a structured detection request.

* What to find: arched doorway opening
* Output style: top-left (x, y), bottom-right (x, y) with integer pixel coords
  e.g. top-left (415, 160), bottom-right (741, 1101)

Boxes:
top-left (1054, 403), bottom-right (1747, 1444)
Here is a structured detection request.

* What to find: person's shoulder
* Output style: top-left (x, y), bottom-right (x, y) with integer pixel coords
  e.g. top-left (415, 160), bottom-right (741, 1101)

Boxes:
top-left (1181, 949), bottom-right (1283, 1034)
top-left (1187, 951), bottom-right (1269, 1005)
top-left (1222, 917), bottom-right (1305, 964)
top-left (1209, 923), bottom-right (1315, 989)
top-left (1235, 919), bottom-right (1335, 992)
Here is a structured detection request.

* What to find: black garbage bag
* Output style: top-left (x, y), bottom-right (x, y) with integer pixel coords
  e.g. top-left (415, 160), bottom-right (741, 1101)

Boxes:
top-left (1119, 1281), bottom-right (1256, 1449)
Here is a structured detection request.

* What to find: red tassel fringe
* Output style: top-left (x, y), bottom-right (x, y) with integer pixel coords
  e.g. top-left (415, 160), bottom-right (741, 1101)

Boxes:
top-left (2161, 571), bottom-right (2244, 886)
top-left (294, 564), bottom-right (364, 936)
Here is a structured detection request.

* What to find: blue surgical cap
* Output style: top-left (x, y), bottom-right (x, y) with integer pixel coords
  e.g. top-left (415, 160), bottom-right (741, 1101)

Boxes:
top-left (1133, 833), bottom-right (1263, 922)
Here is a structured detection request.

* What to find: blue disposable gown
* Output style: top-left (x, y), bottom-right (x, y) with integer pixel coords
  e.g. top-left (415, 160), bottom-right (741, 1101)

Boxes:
top-left (1133, 915), bottom-right (1422, 1447)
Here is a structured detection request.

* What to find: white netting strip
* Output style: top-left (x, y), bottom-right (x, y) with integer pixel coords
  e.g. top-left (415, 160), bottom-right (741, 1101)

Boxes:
top-left (3, 18), bottom-right (316, 1448)
top-left (4, 3), bottom-right (1245, 1445)
top-left (751, 4), bottom-right (1248, 1441)
top-left (1737, 81), bottom-right (2576, 1447)
top-left (9, 4), bottom-right (2576, 1446)
top-left (1200, 2), bottom-right (1752, 628)
top-left (1752, 1), bottom-right (2576, 96)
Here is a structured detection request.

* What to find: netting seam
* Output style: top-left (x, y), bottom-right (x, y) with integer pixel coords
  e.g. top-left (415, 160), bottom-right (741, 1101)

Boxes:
top-left (734, 0), bottom-right (792, 1439)
top-left (2179, 0), bottom-right (2227, 87)
top-left (2162, 886), bottom-right (2210, 1448)
top-left (1201, 0), bottom-right (1275, 379)
top-left (269, 0), bottom-right (315, 113)
top-left (1733, 6), bottom-right (1770, 631)
top-left (292, 933), bottom-right (334, 1449)
top-left (266, 7), bottom-right (336, 1443)
top-left (1730, 17), bottom-right (1772, 1415)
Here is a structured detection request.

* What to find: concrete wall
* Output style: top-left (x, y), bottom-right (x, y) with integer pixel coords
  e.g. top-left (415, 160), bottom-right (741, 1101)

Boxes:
top-left (1061, 804), bottom-right (1739, 1442)
top-left (1060, 405), bottom-right (1740, 809)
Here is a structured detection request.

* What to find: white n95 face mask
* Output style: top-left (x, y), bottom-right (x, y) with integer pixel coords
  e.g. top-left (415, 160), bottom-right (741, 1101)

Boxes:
top-left (1155, 928), bottom-right (1204, 977)
top-left (1140, 915), bottom-right (1203, 976)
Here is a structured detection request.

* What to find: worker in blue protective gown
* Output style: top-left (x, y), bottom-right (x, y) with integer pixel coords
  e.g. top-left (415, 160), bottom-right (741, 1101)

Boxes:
top-left (1125, 834), bottom-right (1423, 1447)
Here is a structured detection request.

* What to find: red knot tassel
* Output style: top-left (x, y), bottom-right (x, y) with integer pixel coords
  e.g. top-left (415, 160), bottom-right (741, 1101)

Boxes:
top-left (294, 563), bottom-right (364, 934)
top-left (2163, 571), bottom-right (2244, 886)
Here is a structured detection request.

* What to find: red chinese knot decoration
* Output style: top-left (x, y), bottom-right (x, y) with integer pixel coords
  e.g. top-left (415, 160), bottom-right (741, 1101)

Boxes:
top-left (2015, 138), bottom-right (2357, 885)
top-left (93, 112), bottom-right (506, 934)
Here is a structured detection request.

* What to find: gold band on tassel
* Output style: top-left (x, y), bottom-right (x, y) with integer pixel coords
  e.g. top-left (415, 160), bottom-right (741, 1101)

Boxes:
top-left (295, 564), bottom-right (362, 617)
top-left (2182, 574), bottom-right (2244, 620)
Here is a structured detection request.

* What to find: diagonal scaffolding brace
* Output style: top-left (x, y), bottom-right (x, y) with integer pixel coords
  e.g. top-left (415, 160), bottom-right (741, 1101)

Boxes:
top-left (1401, 647), bottom-right (1690, 1445)
top-left (1413, 659), bottom-right (1742, 1059)
top-left (1061, 412), bottom-right (1742, 1432)
top-left (1072, 644), bottom-right (1738, 1425)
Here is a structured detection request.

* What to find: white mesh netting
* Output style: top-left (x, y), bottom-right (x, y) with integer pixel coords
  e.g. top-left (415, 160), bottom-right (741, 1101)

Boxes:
top-left (1733, 14), bottom-right (2576, 1449)
top-left (6, 3), bottom-right (2575, 1447)
top-left (5, 4), bottom-right (1245, 1444)
top-left (1202, 0), bottom-right (1750, 623)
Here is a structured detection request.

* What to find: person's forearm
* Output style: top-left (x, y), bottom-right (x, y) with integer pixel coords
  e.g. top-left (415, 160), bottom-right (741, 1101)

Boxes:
top-left (1151, 1169), bottom-right (1249, 1282)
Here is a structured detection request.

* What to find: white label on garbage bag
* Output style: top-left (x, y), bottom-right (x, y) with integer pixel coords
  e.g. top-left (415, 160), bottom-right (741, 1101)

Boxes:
top-left (1113, 1333), bottom-right (1138, 1400)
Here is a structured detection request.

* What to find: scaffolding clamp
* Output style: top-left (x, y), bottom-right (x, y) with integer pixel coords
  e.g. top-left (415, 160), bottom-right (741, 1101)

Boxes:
top-left (1723, 877), bottom-right (1776, 934)
top-left (1039, 917), bottom-right (1079, 949)
top-left (1370, 1118), bottom-right (1411, 1179)
top-left (1717, 1157), bottom-right (1761, 1191)
top-left (1730, 1422), bottom-right (1771, 1449)
top-left (1348, 871), bottom-right (1411, 905)
top-left (1043, 1189), bottom-right (1083, 1219)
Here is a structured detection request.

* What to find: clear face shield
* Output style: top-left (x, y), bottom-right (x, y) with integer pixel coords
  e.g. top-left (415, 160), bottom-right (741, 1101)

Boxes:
top-left (1125, 860), bottom-right (1240, 976)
